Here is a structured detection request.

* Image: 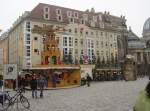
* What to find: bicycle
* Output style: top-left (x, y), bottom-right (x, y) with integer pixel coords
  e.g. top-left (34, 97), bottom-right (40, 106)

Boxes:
top-left (0, 88), bottom-right (30, 111)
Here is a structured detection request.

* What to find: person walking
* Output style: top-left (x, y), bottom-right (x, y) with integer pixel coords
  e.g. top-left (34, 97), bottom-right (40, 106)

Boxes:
top-left (20, 77), bottom-right (26, 92)
top-left (38, 74), bottom-right (45, 98)
top-left (0, 80), bottom-right (3, 88)
top-left (30, 75), bottom-right (38, 99)
top-left (86, 73), bottom-right (91, 87)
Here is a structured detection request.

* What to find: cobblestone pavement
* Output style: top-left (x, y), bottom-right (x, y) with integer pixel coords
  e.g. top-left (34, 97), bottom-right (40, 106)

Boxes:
top-left (6, 78), bottom-right (149, 111)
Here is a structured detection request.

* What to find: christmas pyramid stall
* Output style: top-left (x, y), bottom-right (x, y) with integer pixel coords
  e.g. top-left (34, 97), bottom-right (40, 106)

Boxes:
top-left (28, 25), bottom-right (81, 88)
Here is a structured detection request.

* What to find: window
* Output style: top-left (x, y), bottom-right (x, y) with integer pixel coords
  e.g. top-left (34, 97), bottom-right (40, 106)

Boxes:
top-left (75, 28), bottom-right (77, 33)
top-left (69, 37), bottom-right (73, 46)
top-left (96, 51), bottom-right (99, 56)
top-left (81, 19), bottom-right (84, 24)
top-left (101, 41), bottom-right (103, 47)
top-left (96, 41), bottom-right (99, 48)
top-left (86, 31), bottom-right (88, 35)
top-left (93, 16), bottom-right (97, 22)
top-left (26, 53), bottom-right (30, 56)
top-left (74, 12), bottom-right (78, 18)
top-left (69, 48), bottom-right (73, 54)
top-left (26, 46), bottom-right (30, 49)
top-left (56, 9), bottom-right (61, 14)
top-left (106, 42), bottom-right (108, 47)
top-left (100, 23), bottom-right (104, 28)
top-left (67, 11), bottom-right (72, 17)
top-left (88, 40), bottom-right (90, 47)
top-left (43, 7), bottom-right (49, 20)
top-left (110, 34), bottom-right (112, 38)
top-left (34, 49), bottom-right (38, 52)
top-left (75, 39), bottom-right (78, 46)
top-left (45, 14), bottom-right (49, 19)
top-left (101, 32), bottom-right (103, 36)
top-left (44, 7), bottom-right (49, 12)
top-left (80, 39), bottom-right (83, 46)
top-left (26, 34), bottom-right (30, 40)
top-left (26, 41), bottom-right (30, 44)
top-left (63, 48), bottom-right (68, 55)
top-left (81, 50), bottom-right (84, 55)
top-left (91, 40), bottom-right (94, 48)
top-left (75, 49), bottom-right (78, 54)
top-left (69, 29), bottom-right (72, 33)
top-left (63, 37), bottom-right (67, 46)
top-left (27, 50), bottom-right (30, 53)
top-left (83, 14), bottom-right (88, 21)
top-left (26, 22), bottom-right (30, 32)
top-left (91, 32), bottom-right (94, 35)
top-left (57, 15), bottom-right (62, 21)
top-left (34, 37), bottom-right (38, 40)
top-left (69, 18), bottom-right (74, 23)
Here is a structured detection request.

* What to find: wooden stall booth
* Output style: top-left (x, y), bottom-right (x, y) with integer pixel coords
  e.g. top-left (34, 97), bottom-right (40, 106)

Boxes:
top-left (30, 66), bottom-right (81, 88)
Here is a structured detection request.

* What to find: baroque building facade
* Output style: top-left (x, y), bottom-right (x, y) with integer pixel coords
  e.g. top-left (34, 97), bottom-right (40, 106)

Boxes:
top-left (2, 3), bottom-right (128, 74)
top-left (127, 18), bottom-right (150, 76)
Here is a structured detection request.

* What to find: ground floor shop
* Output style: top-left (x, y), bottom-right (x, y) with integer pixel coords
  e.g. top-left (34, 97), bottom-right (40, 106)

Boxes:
top-left (93, 68), bottom-right (123, 81)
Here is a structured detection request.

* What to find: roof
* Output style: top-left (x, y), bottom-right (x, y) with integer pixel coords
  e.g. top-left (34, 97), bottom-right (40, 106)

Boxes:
top-left (143, 17), bottom-right (150, 35)
top-left (128, 29), bottom-right (146, 49)
top-left (128, 29), bottom-right (140, 41)
top-left (28, 3), bottom-right (126, 29)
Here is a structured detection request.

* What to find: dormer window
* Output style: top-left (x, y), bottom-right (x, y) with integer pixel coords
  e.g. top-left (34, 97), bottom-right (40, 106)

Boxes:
top-left (74, 12), bottom-right (78, 18)
top-left (67, 11), bottom-right (72, 17)
top-left (83, 14), bottom-right (88, 21)
top-left (45, 7), bottom-right (49, 12)
top-left (80, 19), bottom-right (85, 24)
top-left (57, 15), bottom-right (63, 22)
top-left (43, 7), bottom-right (50, 20)
top-left (93, 16), bottom-right (97, 22)
top-left (69, 18), bottom-right (74, 23)
top-left (56, 9), bottom-right (61, 15)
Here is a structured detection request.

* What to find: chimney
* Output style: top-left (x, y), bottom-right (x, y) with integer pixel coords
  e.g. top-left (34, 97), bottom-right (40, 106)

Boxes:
top-left (129, 26), bottom-right (132, 32)
top-left (123, 16), bottom-right (125, 19)
top-left (85, 9), bottom-right (89, 12)
top-left (91, 8), bottom-right (95, 13)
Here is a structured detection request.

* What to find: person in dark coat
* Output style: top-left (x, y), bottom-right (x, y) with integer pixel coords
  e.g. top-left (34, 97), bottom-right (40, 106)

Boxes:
top-left (38, 75), bottom-right (45, 98)
top-left (20, 77), bottom-right (26, 92)
top-left (30, 76), bottom-right (38, 98)
top-left (86, 73), bottom-right (91, 87)
top-left (0, 80), bottom-right (3, 88)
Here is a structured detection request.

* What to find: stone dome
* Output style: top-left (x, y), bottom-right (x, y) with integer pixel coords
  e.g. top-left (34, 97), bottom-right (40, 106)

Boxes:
top-left (143, 17), bottom-right (150, 37)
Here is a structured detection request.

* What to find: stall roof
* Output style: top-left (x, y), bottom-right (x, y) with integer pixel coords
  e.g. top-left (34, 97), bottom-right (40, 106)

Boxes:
top-left (96, 68), bottom-right (121, 71)
top-left (24, 66), bottom-right (80, 70)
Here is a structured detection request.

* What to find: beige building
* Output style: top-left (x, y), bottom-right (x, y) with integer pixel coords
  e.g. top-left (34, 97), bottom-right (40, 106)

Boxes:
top-left (4, 3), bottom-right (128, 72)
top-left (0, 32), bottom-right (9, 75)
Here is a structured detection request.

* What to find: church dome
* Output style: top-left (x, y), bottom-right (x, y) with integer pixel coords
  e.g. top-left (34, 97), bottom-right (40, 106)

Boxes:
top-left (143, 17), bottom-right (150, 37)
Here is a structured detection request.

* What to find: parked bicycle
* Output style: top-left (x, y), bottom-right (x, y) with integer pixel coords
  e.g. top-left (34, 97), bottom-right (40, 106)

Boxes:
top-left (0, 88), bottom-right (30, 111)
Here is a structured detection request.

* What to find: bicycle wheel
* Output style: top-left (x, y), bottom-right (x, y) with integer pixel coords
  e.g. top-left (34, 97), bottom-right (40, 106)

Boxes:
top-left (0, 98), bottom-right (10, 111)
top-left (20, 95), bottom-right (30, 109)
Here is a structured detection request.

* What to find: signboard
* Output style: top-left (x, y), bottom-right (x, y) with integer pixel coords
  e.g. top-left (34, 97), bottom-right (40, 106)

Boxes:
top-left (3, 64), bottom-right (17, 79)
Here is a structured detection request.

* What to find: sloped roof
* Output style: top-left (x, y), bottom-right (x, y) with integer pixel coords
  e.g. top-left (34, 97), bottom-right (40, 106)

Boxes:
top-left (28, 3), bottom-right (125, 28)
top-left (128, 30), bottom-right (140, 41)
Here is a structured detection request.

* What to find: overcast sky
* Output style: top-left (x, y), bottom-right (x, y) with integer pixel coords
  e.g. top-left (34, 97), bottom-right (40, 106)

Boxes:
top-left (0, 0), bottom-right (149, 37)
